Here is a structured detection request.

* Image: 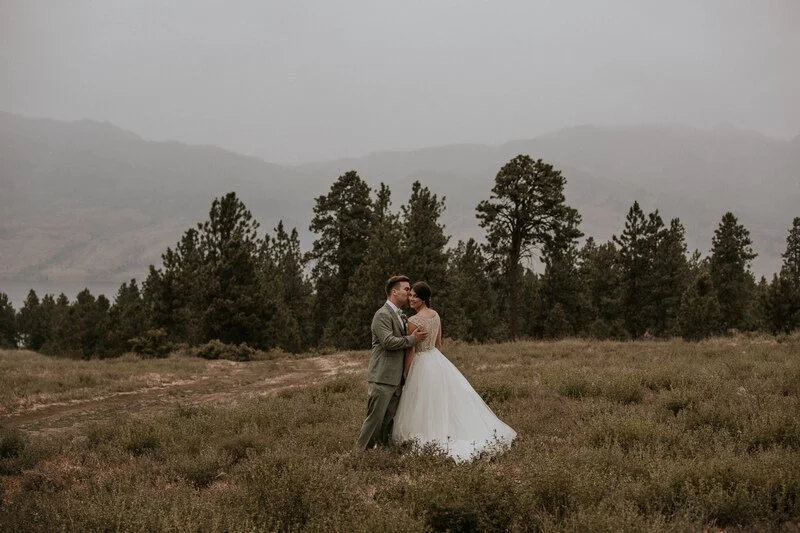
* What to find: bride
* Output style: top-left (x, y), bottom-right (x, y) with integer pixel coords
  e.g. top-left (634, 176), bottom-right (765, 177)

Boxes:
top-left (392, 281), bottom-right (517, 461)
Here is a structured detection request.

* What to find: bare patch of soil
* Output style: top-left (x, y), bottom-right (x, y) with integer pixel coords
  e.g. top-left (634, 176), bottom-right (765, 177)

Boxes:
top-left (0, 352), bottom-right (365, 434)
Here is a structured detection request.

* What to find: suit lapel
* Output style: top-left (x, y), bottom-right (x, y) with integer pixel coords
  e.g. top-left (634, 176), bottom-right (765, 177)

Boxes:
top-left (385, 303), bottom-right (404, 333)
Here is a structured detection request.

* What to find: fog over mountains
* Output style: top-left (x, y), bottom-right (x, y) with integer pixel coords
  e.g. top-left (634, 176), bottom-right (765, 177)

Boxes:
top-left (1, 111), bottom-right (798, 286)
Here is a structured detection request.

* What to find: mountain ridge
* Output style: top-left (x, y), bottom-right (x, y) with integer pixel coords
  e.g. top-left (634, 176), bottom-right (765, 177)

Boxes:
top-left (1, 112), bottom-right (796, 283)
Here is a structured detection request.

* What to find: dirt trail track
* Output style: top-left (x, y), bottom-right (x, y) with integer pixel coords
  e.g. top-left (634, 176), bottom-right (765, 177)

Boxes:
top-left (1, 353), bottom-right (365, 434)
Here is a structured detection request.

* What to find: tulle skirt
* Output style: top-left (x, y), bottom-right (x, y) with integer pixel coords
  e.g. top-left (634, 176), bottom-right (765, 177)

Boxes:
top-left (393, 348), bottom-right (517, 462)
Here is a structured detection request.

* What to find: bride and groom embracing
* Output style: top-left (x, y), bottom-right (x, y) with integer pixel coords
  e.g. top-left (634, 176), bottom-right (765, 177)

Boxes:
top-left (355, 275), bottom-right (516, 462)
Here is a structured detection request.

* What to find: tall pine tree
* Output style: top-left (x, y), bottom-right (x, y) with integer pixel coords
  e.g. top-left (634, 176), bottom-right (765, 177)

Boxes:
top-left (262, 221), bottom-right (313, 352)
top-left (442, 239), bottom-right (499, 342)
top-left (144, 193), bottom-right (272, 348)
top-left (651, 218), bottom-right (691, 336)
top-left (62, 289), bottom-right (111, 358)
top-left (108, 279), bottom-right (149, 353)
top-left (579, 238), bottom-right (625, 339)
top-left (709, 212), bottom-right (758, 332)
top-left (677, 270), bottom-right (722, 341)
top-left (308, 171), bottom-right (373, 346)
top-left (538, 210), bottom-right (585, 336)
top-left (0, 292), bottom-right (16, 348)
top-left (42, 293), bottom-right (71, 355)
top-left (519, 269), bottom-right (542, 339)
top-left (143, 228), bottom-right (205, 344)
top-left (400, 181), bottom-right (449, 291)
top-left (16, 290), bottom-right (45, 350)
top-left (196, 192), bottom-right (270, 346)
top-left (340, 183), bottom-right (404, 349)
top-left (613, 202), bottom-right (663, 337)
top-left (476, 155), bottom-right (581, 338)
top-left (765, 218), bottom-right (800, 333)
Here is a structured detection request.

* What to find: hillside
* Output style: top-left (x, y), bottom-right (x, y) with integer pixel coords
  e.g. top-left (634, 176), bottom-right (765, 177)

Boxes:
top-left (0, 112), bottom-right (310, 281)
top-left (1, 112), bottom-right (797, 283)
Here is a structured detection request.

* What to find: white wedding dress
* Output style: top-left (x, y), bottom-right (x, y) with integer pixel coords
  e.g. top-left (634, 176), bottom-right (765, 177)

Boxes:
top-left (393, 311), bottom-right (517, 462)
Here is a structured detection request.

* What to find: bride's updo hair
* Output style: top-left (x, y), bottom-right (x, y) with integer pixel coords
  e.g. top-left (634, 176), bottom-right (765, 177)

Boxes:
top-left (412, 281), bottom-right (432, 307)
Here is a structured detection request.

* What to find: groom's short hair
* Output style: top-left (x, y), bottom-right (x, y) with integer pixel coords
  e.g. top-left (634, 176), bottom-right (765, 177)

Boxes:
top-left (385, 275), bottom-right (410, 296)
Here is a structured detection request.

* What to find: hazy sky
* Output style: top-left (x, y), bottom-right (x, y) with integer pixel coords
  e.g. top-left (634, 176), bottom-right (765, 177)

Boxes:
top-left (2, 0), bottom-right (799, 163)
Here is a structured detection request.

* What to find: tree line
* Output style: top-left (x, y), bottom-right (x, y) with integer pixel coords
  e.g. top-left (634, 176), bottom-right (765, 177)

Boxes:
top-left (1, 155), bottom-right (798, 357)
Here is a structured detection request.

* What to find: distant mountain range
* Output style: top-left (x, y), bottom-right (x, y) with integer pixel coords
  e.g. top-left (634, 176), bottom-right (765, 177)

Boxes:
top-left (1, 111), bottom-right (797, 283)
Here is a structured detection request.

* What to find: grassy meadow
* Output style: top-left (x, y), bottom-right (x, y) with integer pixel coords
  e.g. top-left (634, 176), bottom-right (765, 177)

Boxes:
top-left (2, 336), bottom-right (800, 532)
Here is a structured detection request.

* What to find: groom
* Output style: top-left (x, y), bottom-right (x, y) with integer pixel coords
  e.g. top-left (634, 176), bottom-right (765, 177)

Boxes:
top-left (356, 275), bottom-right (427, 450)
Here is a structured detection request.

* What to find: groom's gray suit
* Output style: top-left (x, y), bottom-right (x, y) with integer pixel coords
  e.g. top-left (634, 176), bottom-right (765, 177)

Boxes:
top-left (356, 302), bottom-right (417, 450)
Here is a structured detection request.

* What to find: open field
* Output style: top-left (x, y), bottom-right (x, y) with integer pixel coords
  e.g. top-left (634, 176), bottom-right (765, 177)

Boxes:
top-left (2, 337), bottom-right (800, 531)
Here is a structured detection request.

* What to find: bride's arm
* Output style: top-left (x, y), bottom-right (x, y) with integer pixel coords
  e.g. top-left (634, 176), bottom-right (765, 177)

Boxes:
top-left (435, 321), bottom-right (443, 350)
top-left (403, 322), bottom-right (417, 379)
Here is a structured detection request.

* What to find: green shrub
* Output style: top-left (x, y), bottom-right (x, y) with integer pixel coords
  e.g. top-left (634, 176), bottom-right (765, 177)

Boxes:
top-left (190, 339), bottom-right (255, 361)
top-left (408, 466), bottom-right (516, 532)
top-left (0, 428), bottom-right (24, 460)
top-left (128, 328), bottom-right (173, 358)
top-left (0, 428), bottom-right (26, 475)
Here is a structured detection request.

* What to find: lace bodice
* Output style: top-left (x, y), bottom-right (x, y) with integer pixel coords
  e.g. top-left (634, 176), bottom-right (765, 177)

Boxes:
top-left (408, 311), bottom-right (440, 352)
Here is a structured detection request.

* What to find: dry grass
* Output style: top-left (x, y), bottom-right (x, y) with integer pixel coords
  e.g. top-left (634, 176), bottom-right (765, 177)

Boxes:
top-left (2, 336), bottom-right (800, 531)
top-left (0, 350), bottom-right (210, 414)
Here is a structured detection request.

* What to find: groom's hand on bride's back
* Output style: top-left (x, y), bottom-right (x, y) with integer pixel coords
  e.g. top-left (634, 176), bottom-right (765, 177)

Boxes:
top-left (413, 328), bottom-right (428, 342)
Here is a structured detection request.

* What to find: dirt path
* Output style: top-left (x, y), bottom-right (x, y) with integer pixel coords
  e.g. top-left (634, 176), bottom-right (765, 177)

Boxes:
top-left (1, 352), bottom-right (365, 434)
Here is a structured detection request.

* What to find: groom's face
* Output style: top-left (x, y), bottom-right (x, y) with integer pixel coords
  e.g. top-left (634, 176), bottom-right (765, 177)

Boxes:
top-left (394, 282), bottom-right (411, 306)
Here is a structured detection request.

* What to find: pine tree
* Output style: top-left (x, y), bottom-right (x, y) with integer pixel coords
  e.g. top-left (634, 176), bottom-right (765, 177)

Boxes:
top-left (65, 289), bottom-right (111, 358)
top-left (753, 275), bottom-right (770, 332)
top-left (687, 249), bottom-right (708, 281)
top-left (765, 218), bottom-right (800, 333)
top-left (262, 221), bottom-right (313, 352)
top-left (109, 279), bottom-right (149, 354)
top-left (579, 239), bottom-right (625, 339)
top-left (780, 217), bottom-right (800, 331)
top-left (476, 155), bottom-right (582, 338)
top-left (613, 202), bottom-right (662, 337)
top-left (519, 269), bottom-right (542, 339)
top-left (16, 290), bottom-right (45, 350)
top-left (544, 303), bottom-right (572, 339)
top-left (196, 192), bottom-right (270, 346)
top-left (538, 210), bottom-right (585, 335)
top-left (0, 292), bottom-right (16, 348)
top-left (783, 217), bottom-right (800, 285)
top-left (171, 228), bottom-right (207, 343)
top-left (38, 294), bottom-right (57, 353)
top-left (763, 275), bottom-right (788, 334)
top-left (43, 293), bottom-right (71, 355)
top-left (400, 181), bottom-right (449, 290)
top-left (143, 228), bottom-right (205, 344)
top-left (651, 218), bottom-right (691, 336)
top-left (441, 239), bottom-right (498, 342)
top-left (142, 265), bottom-right (177, 338)
top-left (677, 271), bottom-right (722, 341)
top-left (709, 212), bottom-right (758, 332)
top-left (340, 183), bottom-right (404, 349)
top-left (308, 171), bottom-right (373, 345)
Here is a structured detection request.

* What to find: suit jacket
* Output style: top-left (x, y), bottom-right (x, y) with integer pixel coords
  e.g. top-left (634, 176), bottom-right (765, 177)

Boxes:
top-left (367, 303), bottom-right (416, 386)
